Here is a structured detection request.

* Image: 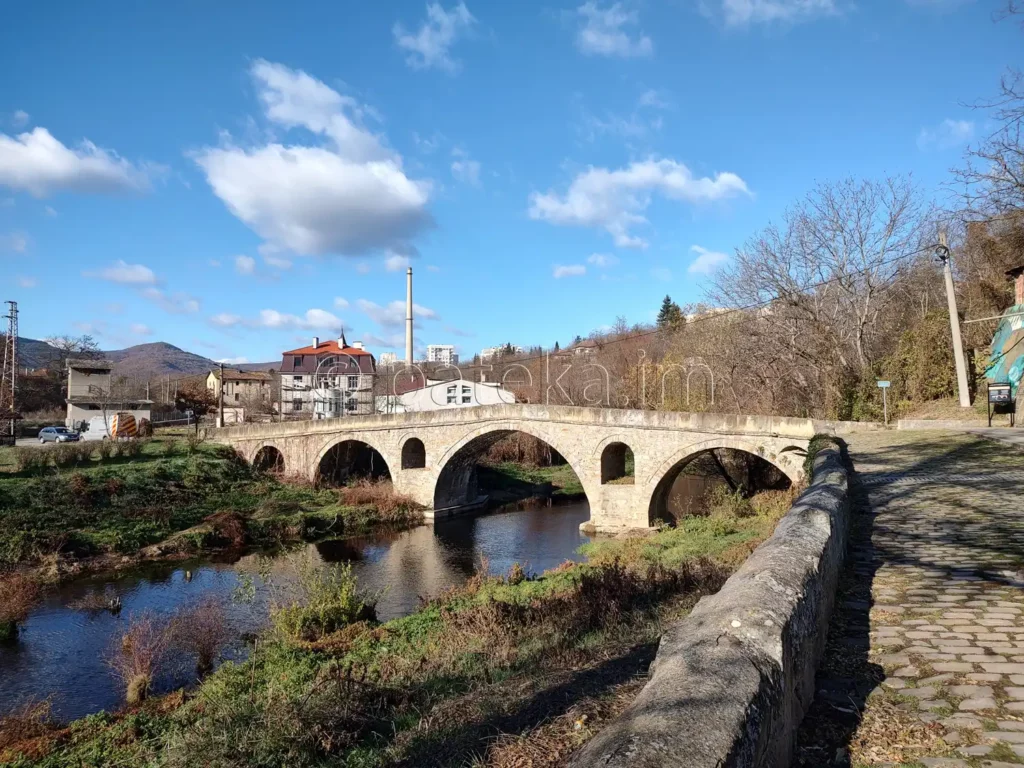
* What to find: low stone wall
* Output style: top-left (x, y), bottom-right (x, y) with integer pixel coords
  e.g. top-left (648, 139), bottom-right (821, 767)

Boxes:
top-left (569, 446), bottom-right (850, 768)
top-left (897, 418), bottom-right (987, 430)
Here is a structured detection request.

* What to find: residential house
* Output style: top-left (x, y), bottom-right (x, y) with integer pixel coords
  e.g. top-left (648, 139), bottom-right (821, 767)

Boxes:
top-left (206, 369), bottom-right (275, 409)
top-left (426, 344), bottom-right (459, 365)
top-left (279, 336), bottom-right (376, 417)
top-left (65, 358), bottom-right (152, 429)
top-left (376, 375), bottom-right (514, 413)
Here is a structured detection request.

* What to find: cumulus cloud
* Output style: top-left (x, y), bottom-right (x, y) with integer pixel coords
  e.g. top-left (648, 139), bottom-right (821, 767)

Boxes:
top-left (263, 253), bottom-right (292, 270)
top-left (256, 308), bottom-right (343, 331)
top-left (717, 0), bottom-right (838, 25)
top-left (193, 60), bottom-right (433, 257)
top-left (384, 252), bottom-right (411, 272)
top-left (575, 2), bottom-right (653, 58)
top-left (553, 264), bottom-right (587, 278)
top-left (393, 2), bottom-right (476, 73)
top-left (688, 244), bottom-right (729, 274)
top-left (528, 159), bottom-right (750, 248)
top-left (0, 231), bottom-right (29, 253)
top-left (87, 260), bottom-right (158, 285)
top-left (211, 313), bottom-right (242, 327)
top-left (357, 298), bottom-right (438, 328)
top-left (587, 253), bottom-right (619, 267)
top-left (217, 356), bottom-right (250, 365)
top-left (0, 127), bottom-right (152, 197)
top-left (333, 297), bottom-right (349, 309)
top-left (235, 254), bottom-right (256, 275)
top-left (917, 119), bottom-right (975, 151)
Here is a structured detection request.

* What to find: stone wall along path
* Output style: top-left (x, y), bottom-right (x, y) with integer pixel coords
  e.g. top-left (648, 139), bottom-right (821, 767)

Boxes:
top-left (794, 430), bottom-right (1024, 768)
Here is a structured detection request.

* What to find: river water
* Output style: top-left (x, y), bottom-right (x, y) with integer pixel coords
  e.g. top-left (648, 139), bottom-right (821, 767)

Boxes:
top-left (0, 500), bottom-right (592, 722)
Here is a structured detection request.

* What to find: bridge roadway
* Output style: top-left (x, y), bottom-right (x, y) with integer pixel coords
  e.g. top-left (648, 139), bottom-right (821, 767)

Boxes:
top-left (210, 404), bottom-right (816, 534)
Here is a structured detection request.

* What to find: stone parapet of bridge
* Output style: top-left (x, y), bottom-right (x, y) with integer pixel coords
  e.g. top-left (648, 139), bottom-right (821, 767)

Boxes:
top-left (211, 404), bottom-right (816, 534)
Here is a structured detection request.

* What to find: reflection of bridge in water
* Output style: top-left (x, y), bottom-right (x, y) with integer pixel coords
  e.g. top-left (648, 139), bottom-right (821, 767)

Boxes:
top-left (212, 404), bottom-right (815, 534)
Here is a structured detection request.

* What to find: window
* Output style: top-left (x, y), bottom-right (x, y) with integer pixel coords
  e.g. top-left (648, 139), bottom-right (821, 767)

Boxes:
top-left (292, 399), bottom-right (303, 411)
top-left (347, 376), bottom-right (359, 390)
top-left (234, 393), bottom-right (240, 402)
top-left (293, 375), bottom-right (302, 383)
top-left (293, 355), bottom-right (303, 367)
top-left (446, 384), bottom-right (456, 404)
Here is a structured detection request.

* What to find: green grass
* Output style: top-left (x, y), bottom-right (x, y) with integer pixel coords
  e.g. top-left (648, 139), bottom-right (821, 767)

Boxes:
top-left (478, 461), bottom-right (585, 502)
top-left (0, 440), bottom-right (420, 568)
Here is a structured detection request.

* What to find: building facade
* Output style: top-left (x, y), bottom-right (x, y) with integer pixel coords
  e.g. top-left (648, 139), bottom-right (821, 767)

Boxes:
top-left (426, 345), bottom-right (459, 365)
top-left (377, 352), bottom-right (398, 367)
top-left (279, 337), bottom-right (376, 418)
top-left (480, 344), bottom-right (524, 361)
top-left (65, 359), bottom-right (152, 429)
top-left (206, 369), bottom-right (275, 408)
top-left (377, 379), bottom-right (515, 413)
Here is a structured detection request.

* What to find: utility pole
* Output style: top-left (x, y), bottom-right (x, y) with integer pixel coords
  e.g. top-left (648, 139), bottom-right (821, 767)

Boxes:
top-left (218, 362), bottom-right (225, 427)
top-left (1, 301), bottom-right (18, 442)
top-left (936, 232), bottom-right (972, 408)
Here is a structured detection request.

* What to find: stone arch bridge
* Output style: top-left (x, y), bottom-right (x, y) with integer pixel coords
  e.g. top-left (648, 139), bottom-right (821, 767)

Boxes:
top-left (211, 404), bottom-right (816, 533)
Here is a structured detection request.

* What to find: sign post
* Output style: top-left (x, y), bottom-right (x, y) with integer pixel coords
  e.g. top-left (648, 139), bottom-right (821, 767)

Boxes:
top-left (987, 382), bottom-right (1015, 427)
top-left (877, 380), bottom-right (891, 426)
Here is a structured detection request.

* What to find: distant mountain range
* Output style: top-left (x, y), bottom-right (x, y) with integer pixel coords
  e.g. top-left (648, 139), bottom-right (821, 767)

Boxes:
top-left (14, 338), bottom-right (278, 381)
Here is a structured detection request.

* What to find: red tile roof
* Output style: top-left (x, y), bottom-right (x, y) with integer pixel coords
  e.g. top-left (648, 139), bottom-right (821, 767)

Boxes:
top-left (283, 340), bottom-right (372, 356)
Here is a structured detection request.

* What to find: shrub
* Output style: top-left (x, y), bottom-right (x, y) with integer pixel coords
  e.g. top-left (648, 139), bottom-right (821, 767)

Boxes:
top-left (51, 443), bottom-right (75, 468)
top-left (0, 700), bottom-right (53, 755)
top-left (185, 431), bottom-right (204, 455)
top-left (162, 440), bottom-right (178, 457)
top-left (272, 558), bottom-right (376, 642)
top-left (707, 485), bottom-right (754, 519)
top-left (108, 613), bottom-right (173, 705)
top-left (121, 438), bottom-right (145, 459)
top-left (0, 574), bottom-right (41, 642)
top-left (12, 447), bottom-right (43, 473)
top-left (170, 598), bottom-right (229, 674)
top-left (336, 478), bottom-right (420, 520)
top-left (96, 440), bottom-right (113, 460)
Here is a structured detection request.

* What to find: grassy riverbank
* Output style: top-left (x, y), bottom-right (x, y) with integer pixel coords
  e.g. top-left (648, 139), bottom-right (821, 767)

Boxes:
top-left (0, 485), bottom-right (797, 768)
top-left (0, 439), bottom-right (422, 575)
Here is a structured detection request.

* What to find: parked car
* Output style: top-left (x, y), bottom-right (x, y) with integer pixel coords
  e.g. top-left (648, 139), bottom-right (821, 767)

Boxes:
top-left (39, 426), bottom-right (80, 443)
top-left (80, 416), bottom-right (112, 441)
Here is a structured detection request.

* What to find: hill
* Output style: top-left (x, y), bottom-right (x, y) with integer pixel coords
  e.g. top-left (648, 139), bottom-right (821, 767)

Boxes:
top-left (11, 338), bottom-right (277, 380)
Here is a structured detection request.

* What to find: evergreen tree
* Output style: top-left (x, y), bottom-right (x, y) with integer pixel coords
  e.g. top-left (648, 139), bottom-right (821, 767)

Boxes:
top-left (657, 295), bottom-right (684, 329)
top-left (553, 341), bottom-right (560, 352)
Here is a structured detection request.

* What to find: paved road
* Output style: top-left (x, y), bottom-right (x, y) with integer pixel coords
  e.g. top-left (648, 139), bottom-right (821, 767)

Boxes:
top-left (795, 430), bottom-right (1024, 767)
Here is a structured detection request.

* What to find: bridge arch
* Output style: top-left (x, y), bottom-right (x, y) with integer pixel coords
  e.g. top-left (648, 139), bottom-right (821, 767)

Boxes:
top-left (401, 437), bottom-right (426, 469)
top-left (432, 420), bottom-right (592, 511)
top-left (252, 444), bottom-right (285, 474)
top-left (643, 437), bottom-right (800, 526)
top-left (314, 435), bottom-right (394, 486)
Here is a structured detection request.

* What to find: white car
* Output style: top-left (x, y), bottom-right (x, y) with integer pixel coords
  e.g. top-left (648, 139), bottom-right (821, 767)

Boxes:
top-left (79, 416), bottom-right (113, 441)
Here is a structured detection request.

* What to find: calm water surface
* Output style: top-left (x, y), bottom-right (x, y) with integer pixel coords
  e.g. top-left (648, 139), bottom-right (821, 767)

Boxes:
top-left (0, 501), bottom-right (591, 721)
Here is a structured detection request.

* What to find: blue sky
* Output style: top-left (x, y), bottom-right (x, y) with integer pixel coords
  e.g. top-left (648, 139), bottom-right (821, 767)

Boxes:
top-left (0, 0), bottom-right (1019, 364)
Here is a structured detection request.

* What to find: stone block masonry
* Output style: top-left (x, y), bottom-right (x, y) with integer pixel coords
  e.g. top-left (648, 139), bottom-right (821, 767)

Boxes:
top-left (569, 446), bottom-right (850, 767)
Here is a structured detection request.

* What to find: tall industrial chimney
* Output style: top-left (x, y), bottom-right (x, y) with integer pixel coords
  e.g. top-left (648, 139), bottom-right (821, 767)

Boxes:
top-left (405, 267), bottom-right (414, 365)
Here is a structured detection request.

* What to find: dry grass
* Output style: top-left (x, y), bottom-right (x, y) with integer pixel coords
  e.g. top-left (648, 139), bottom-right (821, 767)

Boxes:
top-left (335, 478), bottom-right (420, 519)
top-left (0, 573), bottom-right (41, 640)
top-left (109, 612), bottom-right (174, 705)
top-left (170, 597), bottom-right (230, 674)
top-left (0, 700), bottom-right (54, 761)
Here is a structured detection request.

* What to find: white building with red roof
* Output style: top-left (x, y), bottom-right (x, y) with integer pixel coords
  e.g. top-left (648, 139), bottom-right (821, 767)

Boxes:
top-left (279, 335), bottom-right (377, 418)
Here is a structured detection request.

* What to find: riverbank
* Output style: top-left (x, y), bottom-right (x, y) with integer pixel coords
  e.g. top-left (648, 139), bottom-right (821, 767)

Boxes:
top-left (0, 439), bottom-right (423, 583)
top-left (0, 485), bottom-right (797, 767)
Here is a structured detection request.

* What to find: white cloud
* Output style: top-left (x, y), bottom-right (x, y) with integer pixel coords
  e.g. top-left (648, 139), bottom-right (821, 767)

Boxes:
top-left (263, 253), bottom-right (293, 270)
top-left (235, 254), bottom-right (256, 275)
top-left (129, 323), bottom-right (153, 337)
top-left (0, 231), bottom-right (29, 253)
top-left (357, 298), bottom-right (438, 328)
top-left (638, 89), bottom-right (669, 109)
top-left (384, 252), bottom-right (411, 272)
top-left (217, 357), bottom-right (250, 365)
top-left (553, 264), bottom-right (587, 278)
top-left (142, 287), bottom-right (201, 314)
top-left (575, 2), bottom-right (653, 58)
top-left (650, 267), bottom-right (672, 282)
top-left (587, 253), bottom-right (619, 267)
top-left (16, 275), bottom-right (36, 288)
top-left (211, 313), bottom-right (242, 327)
top-left (450, 148), bottom-right (481, 186)
top-left (0, 127), bottom-right (151, 197)
top-left (87, 260), bottom-right (158, 285)
top-left (333, 297), bottom-right (349, 309)
top-left (528, 159), bottom-right (750, 248)
top-left (393, 2), bottom-right (476, 73)
top-left (688, 244), bottom-right (729, 274)
top-left (719, 0), bottom-right (838, 25)
top-left (11, 110), bottom-right (29, 128)
top-left (257, 308), bottom-right (343, 331)
top-left (917, 119), bottom-right (975, 151)
top-left (194, 60), bottom-right (432, 257)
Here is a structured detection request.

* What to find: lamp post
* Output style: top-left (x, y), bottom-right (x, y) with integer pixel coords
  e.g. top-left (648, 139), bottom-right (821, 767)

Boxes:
top-left (936, 233), bottom-right (971, 408)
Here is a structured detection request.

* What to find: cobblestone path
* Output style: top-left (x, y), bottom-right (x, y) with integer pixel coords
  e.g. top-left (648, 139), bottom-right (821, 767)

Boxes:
top-left (795, 430), bottom-right (1024, 768)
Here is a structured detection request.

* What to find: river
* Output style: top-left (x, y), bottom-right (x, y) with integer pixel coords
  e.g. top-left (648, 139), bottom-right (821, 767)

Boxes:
top-left (0, 500), bottom-right (592, 722)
